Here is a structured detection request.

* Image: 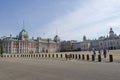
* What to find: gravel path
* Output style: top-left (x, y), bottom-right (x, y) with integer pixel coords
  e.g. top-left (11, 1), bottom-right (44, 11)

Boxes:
top-left (0, 58), bottom-right (120, 80)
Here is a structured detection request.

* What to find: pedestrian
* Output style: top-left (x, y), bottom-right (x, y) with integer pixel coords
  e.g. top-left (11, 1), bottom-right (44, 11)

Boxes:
top-left (65, 54), bottom-right (68, 60)
top-left (69, 54), bottom-right (72, 60)
top-left (93, 48), bottom-right (96, 57)
top-left (103, 49), bottom-right (107, 58)
top-left (98, 49), bottom-right (101, 55)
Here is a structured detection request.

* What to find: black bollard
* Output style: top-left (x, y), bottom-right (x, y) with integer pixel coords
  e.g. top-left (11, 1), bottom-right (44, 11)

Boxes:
top-left (109, 55), bottom-right (113, 62)
top-left (61, 54), bottom-right (63, 58)
top-left (98, 55), bottom-right (101, 62)
top-left (75, 54), bottom-right (77, 59)
top-left (56, 54), bottom-right (58, 58)
top-left (39, 54), bottom-right (41, 58)
top-left (42, 54), bottom-right (44, 58)
top-left (92, 55), bottom-right (95, 61)
top-left (52, 54), bottom-right (54, 58)
top-left (78, 54), bottom-right (81, 59)
top-left (72, 54), bottom-right (74, 59)
top-left (86, 54), bottom-right (89, 61)
top-left (82, 54), bottom-right (85, 60)
top-left (46, 54), bottom-right (47, 58)
top-left (49, 54), bottom-right (50, 58)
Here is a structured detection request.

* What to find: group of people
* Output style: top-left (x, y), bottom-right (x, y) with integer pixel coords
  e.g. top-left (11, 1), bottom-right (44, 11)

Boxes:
top-left (92, 48), bottom-right (108, 58)
top-left (65, 49), bottom-right (108, 60)
top-left (65, 54), bottom-right (72, 60)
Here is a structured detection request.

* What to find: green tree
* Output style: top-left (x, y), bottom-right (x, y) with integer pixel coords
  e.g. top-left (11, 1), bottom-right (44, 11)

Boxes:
top-left (0, 39), bottom-right (3, 55)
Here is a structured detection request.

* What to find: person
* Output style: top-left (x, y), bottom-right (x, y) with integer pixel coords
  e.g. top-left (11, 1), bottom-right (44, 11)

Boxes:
top-left (103, 49), bottom-right (107, 58)
top-left (98, 49), bottom-right (101, 55)
top-left (92, 48), bottom-right (96, 57)
top-left (65, 54), bottom-right (68, 60)
top-left (69, 54), bottom-right (72, 60)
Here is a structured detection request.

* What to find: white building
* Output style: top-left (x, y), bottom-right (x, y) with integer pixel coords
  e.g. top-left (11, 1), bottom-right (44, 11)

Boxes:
top-left (2, 29), bottom-right (60, 54)
top-left (62, 28), bottom-right (120, 51)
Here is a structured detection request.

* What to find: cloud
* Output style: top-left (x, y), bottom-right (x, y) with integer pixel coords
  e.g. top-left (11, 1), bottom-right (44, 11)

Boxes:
top-left (43, 0), bottom-right (120, 41)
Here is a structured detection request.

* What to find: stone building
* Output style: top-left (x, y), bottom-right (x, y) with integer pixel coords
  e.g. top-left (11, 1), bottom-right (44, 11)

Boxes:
top-left (2, 29), bottom-right (60, 54)
top-left (61, 28), bottom-right (120, 51)
top-left (60, 41), bottom-right (72, 51)
top-left (98, 28), bottom-right (120, 50)
top-left (60, 40), bottom-right (77, 51)
top-left (79, 28), bottom-right (120, 50)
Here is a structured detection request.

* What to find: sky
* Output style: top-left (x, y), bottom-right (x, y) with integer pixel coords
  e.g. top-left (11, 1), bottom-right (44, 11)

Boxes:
top-left (0, 0), bottom-right (120, 41)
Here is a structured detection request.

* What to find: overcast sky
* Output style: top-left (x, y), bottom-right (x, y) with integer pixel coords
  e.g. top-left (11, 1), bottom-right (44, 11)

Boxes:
top-left (0, 0), bottom-right (120, 41)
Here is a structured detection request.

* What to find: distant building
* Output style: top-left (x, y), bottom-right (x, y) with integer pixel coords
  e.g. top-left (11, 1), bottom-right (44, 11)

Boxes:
top-left (98, 28), bottom-right (120, 50)
top-left (2, 29), bottom-right (60, 54)
top-left (60, 28), bottom-right (120, 51)
top-left (72, 42), bottom-right (81, 51)
top-left (2, 27), bottom-right (120, 53)
top-left (60, 41), bottom-right (73, 52)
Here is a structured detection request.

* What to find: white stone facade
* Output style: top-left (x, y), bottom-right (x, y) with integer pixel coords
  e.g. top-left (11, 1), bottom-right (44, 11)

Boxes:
top-left (61, 28), bottom-right (120, 51)
top-left (2, 29), bottom-right (60, 54)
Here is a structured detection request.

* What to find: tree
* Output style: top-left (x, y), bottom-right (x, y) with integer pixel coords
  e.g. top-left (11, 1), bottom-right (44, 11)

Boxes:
top-left (0, 39), bottom-right (3, 55)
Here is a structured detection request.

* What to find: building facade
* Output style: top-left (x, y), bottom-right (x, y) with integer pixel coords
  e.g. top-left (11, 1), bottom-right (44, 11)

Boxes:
top-left (2, 29), bottom-right (60, 54)
top-left (60, 28), bottom-right (120, 51)
top-left (60, 41), bottom-right (73, 51)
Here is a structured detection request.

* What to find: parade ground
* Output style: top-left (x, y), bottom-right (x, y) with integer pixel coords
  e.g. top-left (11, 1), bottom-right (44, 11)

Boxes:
top-left (0, 57), bottom-right (120, 80)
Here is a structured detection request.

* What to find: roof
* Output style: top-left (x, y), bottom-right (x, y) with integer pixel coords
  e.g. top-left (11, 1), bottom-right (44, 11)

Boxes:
top-left (19, 29), bottom-right (28, 36)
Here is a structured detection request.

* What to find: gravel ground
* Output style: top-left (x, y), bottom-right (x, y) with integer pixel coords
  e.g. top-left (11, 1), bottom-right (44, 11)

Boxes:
top-left (0, 58), bottom-right (120, 80)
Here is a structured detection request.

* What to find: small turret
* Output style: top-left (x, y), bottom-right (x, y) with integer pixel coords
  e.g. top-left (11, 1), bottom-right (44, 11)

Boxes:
top-left (109, 27), bottom-right (114, 38)
top-left (83, 35), bottom-right (86, 41)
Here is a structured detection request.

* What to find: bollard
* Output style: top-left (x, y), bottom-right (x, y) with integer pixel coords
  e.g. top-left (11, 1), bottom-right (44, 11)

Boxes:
top-left (78, 54), bottom-right (81, 59)
top-left (98, 55), bottom-right (101, 62)
top-left (72, 54), bottom-right (74, 59)
top-left (109, 55), bottom-right (113, 62)
top-left (82, 54), bottom-right (85, 60)
top-left (49, 54), bottom-right (50, 58)
top-left (36, 55), bottom-right (38, 58)
top-left (92, 55), bottom-right (95, 61)
top-left (86, 54), bottom-right (89, 61)
top-left (52, 54), bottom-right (54, 58)
top-left (60, 54), bottom-right (63, 58)
top-left (56, 54), bottom-right (58, 58)
top-left (45, 54), bottom-right (47, 58)
top-left (42, 54), bottom-right (44, 58)
top-left (75, 54), bottom-right (77, 59)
